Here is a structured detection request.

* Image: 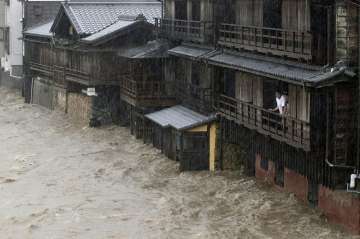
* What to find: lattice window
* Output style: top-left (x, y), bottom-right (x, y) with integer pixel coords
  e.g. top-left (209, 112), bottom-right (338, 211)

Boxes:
top-left (4, 27), bottom-right (9, 54)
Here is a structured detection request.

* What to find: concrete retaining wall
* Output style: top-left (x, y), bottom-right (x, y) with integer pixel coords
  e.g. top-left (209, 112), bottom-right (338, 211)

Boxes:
top-left (319, 186), bottom-right (360, 234)
top-left (0, 70), bottom-right (23, 90)
top-left (255, 154), bottom-right (276, 185)
top-left (31, 78), bottom-right (66, 112)
top-left (255, 152), bottom-right (360, 234)
top-left (284, 168), bottom-right (308, 203)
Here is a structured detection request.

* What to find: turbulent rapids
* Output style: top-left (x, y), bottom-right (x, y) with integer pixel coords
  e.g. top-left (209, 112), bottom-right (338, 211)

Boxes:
top-left (0, 87), bottom-right (355, 238)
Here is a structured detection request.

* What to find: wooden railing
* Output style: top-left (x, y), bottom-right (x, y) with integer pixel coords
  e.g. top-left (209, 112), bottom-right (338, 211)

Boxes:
top-left (29, 62), bottom-right (52, 75)
top-left (65, 67), bottom-right (91, 85)
top-left (120, 75), bottom-right (174, 100)
top-left (218, 94), bottom-right (310, 150)
top-left (218, 23), bottom-right (313, 61)
top-left (176, 82), bottom-right (213, 113)
top-left (155, 18), bottom-right (213, 43)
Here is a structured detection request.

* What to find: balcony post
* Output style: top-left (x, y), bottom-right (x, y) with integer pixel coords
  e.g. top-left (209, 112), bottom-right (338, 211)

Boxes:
top-left (301, 32), bottom-right (305, 54)
top-left (292, 32), bottom-right (296, 53)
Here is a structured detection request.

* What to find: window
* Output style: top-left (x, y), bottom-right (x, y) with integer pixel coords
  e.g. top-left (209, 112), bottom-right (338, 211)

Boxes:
top-left (191, 1), bottom-right (201, 21)
top-left (191, 62), bottom-right (200, 86)
top-left (175, 0), bottom-right (187, 20)
top-left (0, 27), bottom-right (4, 41)
top-left (263, 0), bottom-right (282, 28)
top-left (4, 27), bottom-right (9, 54)
top-left (223, 69), bottom-right (235, 98)
top-left (33, 5), bottom-right (43, 17)
top-left (260, 156), bottom-right (269, 170)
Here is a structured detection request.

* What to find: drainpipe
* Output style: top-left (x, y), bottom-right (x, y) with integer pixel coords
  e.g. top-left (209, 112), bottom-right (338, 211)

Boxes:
top-left (357, 0), bottom-right (360, 171)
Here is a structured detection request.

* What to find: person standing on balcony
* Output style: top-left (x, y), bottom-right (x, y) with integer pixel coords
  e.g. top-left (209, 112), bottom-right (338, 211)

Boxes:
top-left (271, 91), bottom-right (286, 115)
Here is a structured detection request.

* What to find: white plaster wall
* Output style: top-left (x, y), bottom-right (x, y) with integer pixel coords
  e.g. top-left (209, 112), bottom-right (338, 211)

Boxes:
top-left (0, 0), bottom-right (6, 58)
top-left (2, 0), bottom-right (23, 74)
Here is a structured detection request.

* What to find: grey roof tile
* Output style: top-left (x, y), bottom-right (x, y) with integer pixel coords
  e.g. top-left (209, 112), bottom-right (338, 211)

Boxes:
top-left (62, 2), bottom-right (161, 35)
top-left (168, 45), bottom-right (351, 87)
top-left (208, 52), bottom-right (347, 86)
top-left (81, 19), bottom-right (137, 43)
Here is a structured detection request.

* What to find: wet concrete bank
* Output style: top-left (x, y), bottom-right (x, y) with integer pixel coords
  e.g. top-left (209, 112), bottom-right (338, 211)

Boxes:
top-left (0, 87), bottom-right (357, 238)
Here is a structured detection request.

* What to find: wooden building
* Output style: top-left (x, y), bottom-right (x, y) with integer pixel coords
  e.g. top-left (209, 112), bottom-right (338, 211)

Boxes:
top-left (23, 1), bottom-right (167, 126)
top-left (156, 0), bottom-right (360, 233)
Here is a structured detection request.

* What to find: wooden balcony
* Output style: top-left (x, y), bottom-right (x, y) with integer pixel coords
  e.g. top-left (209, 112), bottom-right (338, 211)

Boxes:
top-left (155, 18), bottom-right (213, 44)
top-left (218, 94), bottom-right (310, 150)
top-left (120, 75), bottom-right (175, 107)
top-left (176, 82), bottom-right (213, 114)
top-left (65, 68), bottom-right (91, 85)
top-left (29, 62), bottom-right (52, 76)
top-left (218, 23), bottom-right (313, 61)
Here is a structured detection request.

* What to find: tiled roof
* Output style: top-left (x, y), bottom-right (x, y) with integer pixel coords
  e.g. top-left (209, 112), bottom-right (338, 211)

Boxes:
top-left (81, 19), bottom-right (138, 43)
top-left (58, 2), bottom-right (161, 35)
top-left (145, 105), bottom-right (216, 131)
top-left (207, 52), bottom-right (348, 87)
top-left (168, 45), bottom-right (352, 87)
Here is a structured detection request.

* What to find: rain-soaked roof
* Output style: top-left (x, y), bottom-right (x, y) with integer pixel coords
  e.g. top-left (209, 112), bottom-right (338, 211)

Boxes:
top-left (168, 45), bottom-right (352, 87)
top-left (52, 1), bottom-right (161, 36)
top-left (81, 19), bottom-right (139, 43)
top-left (117, 40), bottom-right (169, 58)
top-left (145, 105), bottom-right (216, 131)
top-left (207, 52), bottom-right (347, 86)
top-left (168, 45), bottom-right (215, 60)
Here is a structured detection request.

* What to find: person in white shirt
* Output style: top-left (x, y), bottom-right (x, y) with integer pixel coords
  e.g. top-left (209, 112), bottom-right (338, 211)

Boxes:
top-left (271, 91), bottom-right (286, 115)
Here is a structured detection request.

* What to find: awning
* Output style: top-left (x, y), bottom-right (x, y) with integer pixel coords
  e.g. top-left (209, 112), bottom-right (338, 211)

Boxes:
top-left (145, 105), bottom-right (216, 131)
top-left (207, 52), bottom-right (351, 87)
top-left (168, 45), bottom-right (214, 60)
top-left (24, 21), bottom-right (54, 38)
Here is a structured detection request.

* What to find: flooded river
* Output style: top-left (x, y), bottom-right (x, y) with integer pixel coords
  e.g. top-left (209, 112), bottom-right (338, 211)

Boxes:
top-left (0, 87), bottom-right (357, 239)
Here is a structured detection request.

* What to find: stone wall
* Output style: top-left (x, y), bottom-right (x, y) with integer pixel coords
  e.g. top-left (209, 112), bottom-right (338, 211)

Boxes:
top-left (92, 86), bottom-right (121, 126)
top-left (222, 143), bottom-right (244, 170)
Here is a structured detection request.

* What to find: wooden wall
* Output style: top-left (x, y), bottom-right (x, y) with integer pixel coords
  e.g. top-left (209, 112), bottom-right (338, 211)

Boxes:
top-left (235, 0), bottom-right (263, 26)
top-left (282, 0), bottom-right (311, 31)
top-left (230, 0), bottom-right (310, 29)
top-left (288, 85), bottom-right (310, 122)
top-left (164, 0), bottom-right (213, 21)
top-left (178, 59), bottom-right (211, 88)
top-left (235, 72), bottom-right (263, 107)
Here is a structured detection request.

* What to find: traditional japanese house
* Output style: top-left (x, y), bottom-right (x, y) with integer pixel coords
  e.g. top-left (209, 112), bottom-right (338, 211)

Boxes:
top-left (156, 0), bottom-right (360, 233)
top-left (23, 1), bottom-right (165, 126)
top-left (144, 0), bottom-right (220, 171)
top-left (118, 40), bottom-right (177, 138)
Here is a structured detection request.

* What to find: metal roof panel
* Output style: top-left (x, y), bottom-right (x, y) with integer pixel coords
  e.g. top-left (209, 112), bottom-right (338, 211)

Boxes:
top-left (145, 105), bottom-right (215, 131)
top-left (24, 21), bottom-right (54, 38)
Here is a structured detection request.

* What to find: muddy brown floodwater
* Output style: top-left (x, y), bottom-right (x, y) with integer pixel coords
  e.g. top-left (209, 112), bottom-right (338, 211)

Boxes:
top-left (0, 87), bottom-right (358, 239)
